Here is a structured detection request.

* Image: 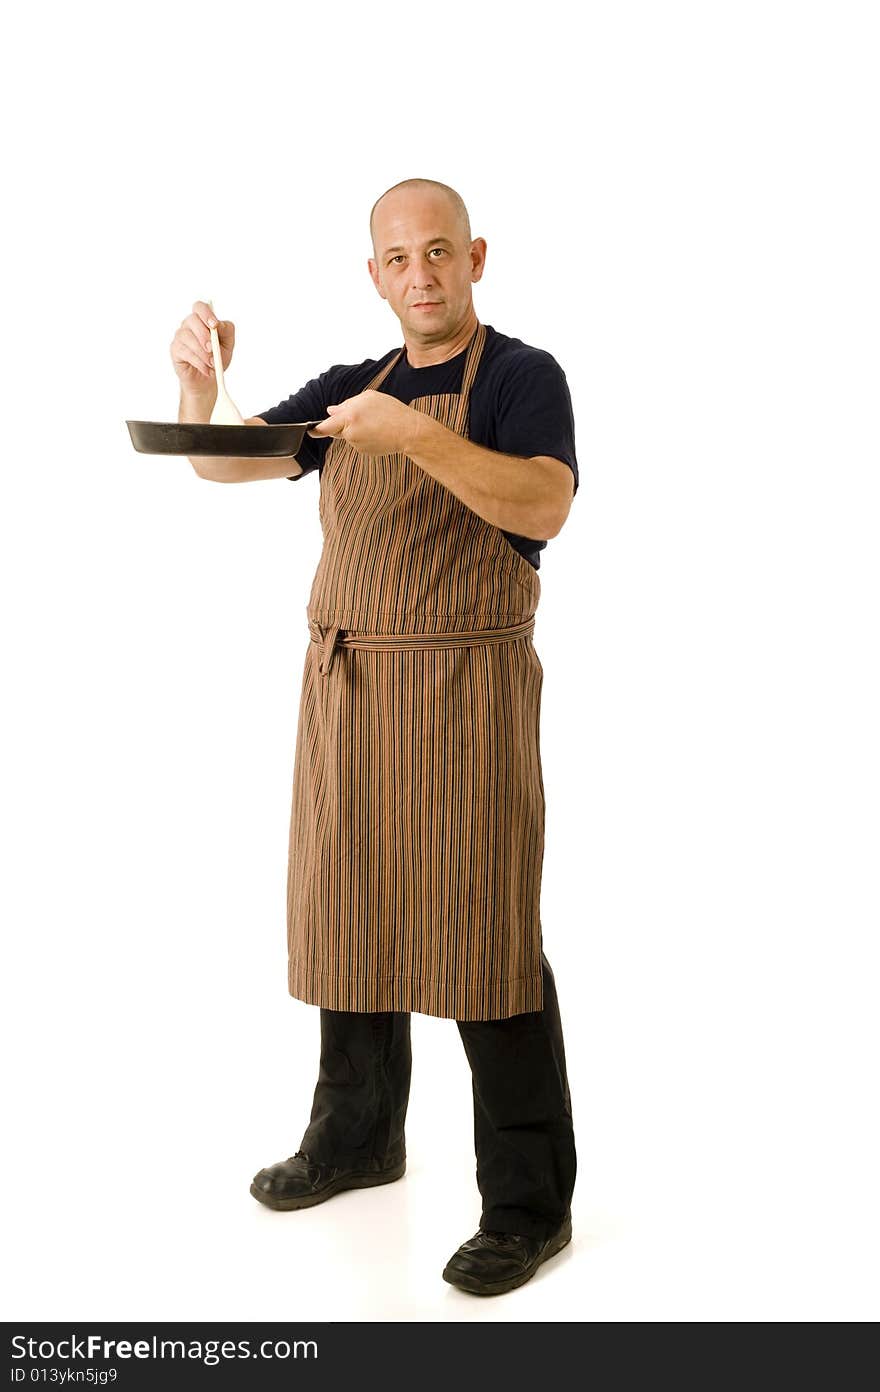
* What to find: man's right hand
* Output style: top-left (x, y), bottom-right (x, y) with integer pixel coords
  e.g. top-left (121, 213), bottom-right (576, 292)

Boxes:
top-left (170, 301), bottom-right (235, 393)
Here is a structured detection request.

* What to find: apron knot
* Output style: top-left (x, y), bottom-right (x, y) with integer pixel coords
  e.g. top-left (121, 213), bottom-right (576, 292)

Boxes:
top-left (317, 623), bottom-right (343, 676)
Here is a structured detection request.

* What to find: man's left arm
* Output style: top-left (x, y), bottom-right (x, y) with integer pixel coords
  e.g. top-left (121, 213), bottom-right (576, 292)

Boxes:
top-left (406, 415), bottom-right (575, 541)
top-left (308, 349), bottom-right (578, 539)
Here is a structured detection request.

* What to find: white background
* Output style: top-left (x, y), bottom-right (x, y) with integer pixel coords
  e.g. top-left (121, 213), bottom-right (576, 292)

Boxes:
top-left (2, 0), bottom-right (878, 1323)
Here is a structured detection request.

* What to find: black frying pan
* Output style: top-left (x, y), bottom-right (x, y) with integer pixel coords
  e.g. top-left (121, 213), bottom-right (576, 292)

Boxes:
top-left (126, 420), bottom-right (322, 458)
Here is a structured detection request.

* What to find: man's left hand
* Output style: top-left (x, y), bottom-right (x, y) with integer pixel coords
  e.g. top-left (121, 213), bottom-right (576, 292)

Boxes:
top-left (308, 390), bottom-right (420, 456)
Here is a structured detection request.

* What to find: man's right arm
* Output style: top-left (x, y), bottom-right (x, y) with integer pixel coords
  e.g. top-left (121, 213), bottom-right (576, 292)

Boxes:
top-left (180, 390), bottom-right (305, 483)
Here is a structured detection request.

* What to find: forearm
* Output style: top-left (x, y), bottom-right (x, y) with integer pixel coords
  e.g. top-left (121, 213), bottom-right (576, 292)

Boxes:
top-left (406, 413), bottom-right (564, 540)
top-left (180, 391), bottom-right (296, 481)
top-left (179, 387), bottom-right (229, 475)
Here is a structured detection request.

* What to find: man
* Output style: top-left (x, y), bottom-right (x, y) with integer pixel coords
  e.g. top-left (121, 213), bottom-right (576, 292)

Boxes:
top-left (172, 178), bottom-right (578, 1297)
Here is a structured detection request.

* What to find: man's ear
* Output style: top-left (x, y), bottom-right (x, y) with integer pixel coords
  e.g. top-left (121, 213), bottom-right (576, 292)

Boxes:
top-left (368, 258), bottom-right (386, 299)
top-left (470, 237), bottom-right (487, 284)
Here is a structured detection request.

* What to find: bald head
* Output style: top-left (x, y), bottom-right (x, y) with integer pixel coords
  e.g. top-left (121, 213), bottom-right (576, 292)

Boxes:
top-left (366, 178), bottom-right (486, 356)
top-left (370, 178), bottom-right (472, 252)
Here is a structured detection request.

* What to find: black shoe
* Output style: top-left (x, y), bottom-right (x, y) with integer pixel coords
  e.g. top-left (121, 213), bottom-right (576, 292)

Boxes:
top-left (441, 1211), bottom-right (572, 1296)
top-left (250, 1150), bottom-right (406, 1211)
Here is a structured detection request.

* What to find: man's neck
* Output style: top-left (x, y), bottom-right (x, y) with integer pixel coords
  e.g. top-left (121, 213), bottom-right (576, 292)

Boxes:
top-left (402, 310), bottom-right (479, 368)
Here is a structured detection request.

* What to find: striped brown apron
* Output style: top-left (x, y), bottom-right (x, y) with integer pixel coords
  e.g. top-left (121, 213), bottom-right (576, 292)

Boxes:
top-left (286, 322), bottom-right (546, 1020)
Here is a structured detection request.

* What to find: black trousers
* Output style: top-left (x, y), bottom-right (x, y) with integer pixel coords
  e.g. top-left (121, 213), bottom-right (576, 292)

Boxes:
top-left (299, 949), bottom-right (577, 1240)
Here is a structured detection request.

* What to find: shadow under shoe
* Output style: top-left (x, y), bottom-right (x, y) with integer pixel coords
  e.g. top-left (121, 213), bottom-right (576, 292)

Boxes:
top-left (442, 1211), bottom-right (572, 1296)
top-left (250, 1149), bottom-right (406, 1211)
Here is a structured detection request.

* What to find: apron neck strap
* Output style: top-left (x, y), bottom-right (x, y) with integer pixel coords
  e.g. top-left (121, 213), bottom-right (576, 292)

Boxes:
top-left (451, 321), bottom-right (486, 435)
top-left (364, 322), bottom-right (487, 434)
top-left (366, 347), bottom-right (404, 393)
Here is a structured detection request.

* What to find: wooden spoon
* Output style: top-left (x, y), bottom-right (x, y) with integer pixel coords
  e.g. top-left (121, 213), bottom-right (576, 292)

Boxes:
top-left (206, 299), bottom-right (245, 425)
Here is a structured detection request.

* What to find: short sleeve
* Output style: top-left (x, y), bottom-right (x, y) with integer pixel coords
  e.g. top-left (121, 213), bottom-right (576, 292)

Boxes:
top-left (256, 373), bottom-right (332, 481)
top-left (492, 351), bottom-right (579, 494)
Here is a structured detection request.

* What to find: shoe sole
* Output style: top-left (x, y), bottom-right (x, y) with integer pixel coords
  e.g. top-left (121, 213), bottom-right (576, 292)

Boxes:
top-left (441, 1219), bottom-right (572, 1296)
top-left (249, 1157), bottom-right (406, 1211)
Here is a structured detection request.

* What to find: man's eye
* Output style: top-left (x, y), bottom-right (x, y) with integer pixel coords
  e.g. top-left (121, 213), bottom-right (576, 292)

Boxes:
top-left (387, 249), bottom-right (444, 265)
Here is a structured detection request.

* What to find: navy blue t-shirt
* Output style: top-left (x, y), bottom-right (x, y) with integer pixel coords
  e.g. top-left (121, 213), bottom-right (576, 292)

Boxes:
top-left (257, 323), bottom-right (578, 570)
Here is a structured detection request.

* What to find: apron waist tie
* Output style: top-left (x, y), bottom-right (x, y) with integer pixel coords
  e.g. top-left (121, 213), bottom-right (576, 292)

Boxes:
top-left (309, 617), bottom-right (536, 677)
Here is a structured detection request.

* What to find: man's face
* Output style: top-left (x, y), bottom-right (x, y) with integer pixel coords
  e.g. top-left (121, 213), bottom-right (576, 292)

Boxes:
top-left (368, 190), bottom-right (486, 344)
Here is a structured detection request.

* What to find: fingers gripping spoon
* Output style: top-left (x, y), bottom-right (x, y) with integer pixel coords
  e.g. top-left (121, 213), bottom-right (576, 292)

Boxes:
top-left (206, 299), bottom-right (245, 425)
